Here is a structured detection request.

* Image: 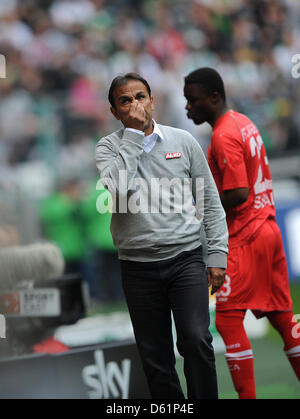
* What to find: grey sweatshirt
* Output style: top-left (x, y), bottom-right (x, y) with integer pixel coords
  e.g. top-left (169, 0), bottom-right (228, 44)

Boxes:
top-left (95, 124), bottom-right (228, 267)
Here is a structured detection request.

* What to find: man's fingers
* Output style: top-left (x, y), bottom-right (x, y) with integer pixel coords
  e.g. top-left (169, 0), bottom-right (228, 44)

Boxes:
top-left (130, 101), bottom-right (145, 119)
top-left (207, 269), bottom-right (212, 287)
top-left (207, 267), bottom-right (226, 295)
top-left (211, 275), bottom-right (225, 295)
top-left (126, 101), bottom-right (146, 130)
top-left (211, 283), bottom-right (219, 295)
top-left (129, 100), bottom-right (139, 114)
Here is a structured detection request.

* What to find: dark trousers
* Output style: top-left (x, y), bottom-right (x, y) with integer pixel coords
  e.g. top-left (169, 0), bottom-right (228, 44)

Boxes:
top-left (120, 246), bottom-right (218, 399)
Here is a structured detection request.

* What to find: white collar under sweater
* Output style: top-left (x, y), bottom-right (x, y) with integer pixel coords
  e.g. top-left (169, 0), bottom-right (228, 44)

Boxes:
top-left (127, 119), bottom-right (164, 153)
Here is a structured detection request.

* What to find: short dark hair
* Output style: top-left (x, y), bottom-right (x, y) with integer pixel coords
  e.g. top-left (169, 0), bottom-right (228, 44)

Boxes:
top-left (108, 72), bottom-right (152, 107)
top-left (184, 67), bottom-right (226, 102)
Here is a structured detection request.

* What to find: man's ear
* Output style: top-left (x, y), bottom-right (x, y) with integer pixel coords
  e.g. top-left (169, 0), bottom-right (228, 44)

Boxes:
top-left (211, 92), bottom-right (220, 105)
top-left (110, 106), bottom-right (120, 120)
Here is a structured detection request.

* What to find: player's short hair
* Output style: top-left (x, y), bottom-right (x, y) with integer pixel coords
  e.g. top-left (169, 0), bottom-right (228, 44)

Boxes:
top-left (184, 67), bottom-right (226, 102)
top-left (108, 73), bottom-right (152, 107)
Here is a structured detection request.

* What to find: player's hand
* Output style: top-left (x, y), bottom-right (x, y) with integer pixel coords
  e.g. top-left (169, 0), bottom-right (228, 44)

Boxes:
top-left (207, 267), bottom-right (226, 295)
top-left (124, 100), bottom-right (146, 132)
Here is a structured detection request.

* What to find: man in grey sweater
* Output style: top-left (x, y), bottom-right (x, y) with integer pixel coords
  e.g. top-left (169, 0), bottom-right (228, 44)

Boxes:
top-left (95, 73), bottom-right (228, 399)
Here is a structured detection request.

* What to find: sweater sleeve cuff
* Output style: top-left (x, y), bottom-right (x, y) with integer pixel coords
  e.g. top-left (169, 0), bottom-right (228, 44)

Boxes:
top-left (207, 252), bottom-right (227, 269)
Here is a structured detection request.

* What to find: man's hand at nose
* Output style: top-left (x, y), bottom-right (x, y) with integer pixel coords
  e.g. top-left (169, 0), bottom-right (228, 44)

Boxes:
top-left (124, 100), bottom-right (146, 131)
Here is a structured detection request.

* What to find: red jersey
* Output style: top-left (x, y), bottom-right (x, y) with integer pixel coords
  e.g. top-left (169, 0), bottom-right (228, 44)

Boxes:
top-left (208, 110), bottom-right (275, 248)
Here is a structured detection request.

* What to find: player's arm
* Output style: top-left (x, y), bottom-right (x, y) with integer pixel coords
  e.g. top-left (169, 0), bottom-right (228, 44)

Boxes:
top-left (212, 133), bottom-right (249, 211)
top-left (189, 135), bottom-right (228, 294)
top-left (220, 187), bottom-right (249, 211)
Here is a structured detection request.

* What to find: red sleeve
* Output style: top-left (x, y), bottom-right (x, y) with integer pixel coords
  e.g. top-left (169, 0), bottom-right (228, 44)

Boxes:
top-left (211, 133), bottom-right (249, 192)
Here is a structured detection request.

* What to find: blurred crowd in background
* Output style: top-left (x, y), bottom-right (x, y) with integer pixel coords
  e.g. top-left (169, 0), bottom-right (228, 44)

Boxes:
top-left (0, 0), bottom-right (300, 304)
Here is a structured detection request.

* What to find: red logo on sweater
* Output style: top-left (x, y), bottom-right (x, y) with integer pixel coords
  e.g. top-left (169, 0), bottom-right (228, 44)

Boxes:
top-left (165, 152), bottom-right (182, 160)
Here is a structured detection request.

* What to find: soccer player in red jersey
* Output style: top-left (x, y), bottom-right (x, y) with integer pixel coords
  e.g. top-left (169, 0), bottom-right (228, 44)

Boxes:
top-left (184, 67), bottom-right (300, 399)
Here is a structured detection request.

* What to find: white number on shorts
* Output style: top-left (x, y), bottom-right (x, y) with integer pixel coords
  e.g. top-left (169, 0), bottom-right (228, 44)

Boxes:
top-left (216, 275), bottom-right (231, 297)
